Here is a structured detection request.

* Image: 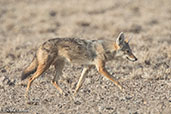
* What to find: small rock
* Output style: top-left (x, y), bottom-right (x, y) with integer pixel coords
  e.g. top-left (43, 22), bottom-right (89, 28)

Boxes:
top-left (133, 111), bottom-right (138, 114)
top-left (143, 100), bottom-right (147, 105)
top-left (144, 60), bottom-right (151, 65)
top-left (85, 78), bottom-right (91, 85)
top-left (0, 76), bottom-right (15, 86)
top-left (64, 93), bottom-right (68, 97)
top-left (66, 78), bottom-right (72, 84)
top-left (9, 79), bottom-right (15, 86)
top-left (27, 101), bottom-right (39, 105)
top-left (3, 78), bottom-right (10, 85)
top-left (1, 69), bottom-right (6, 73)
top-left (58, 104), bottom-right (63, 108)
top-left (49, 10), bottom-right (56, 17)
top-left (74, 101), bottom-right (81, 105)
top-left (83, 89), bottom-right (91, 93)
top-left (0, 76), bottom-right (6, 83)
top-left (98, 106), bottom-right (104, 112)
top-left (106, 107), bottom-right (113, 110)
top-left (125, 96), bottom-right (132, 100)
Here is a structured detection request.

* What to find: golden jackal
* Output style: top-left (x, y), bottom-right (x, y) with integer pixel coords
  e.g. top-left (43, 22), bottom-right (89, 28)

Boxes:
top-left (21, 32), bottom-right (137, 97)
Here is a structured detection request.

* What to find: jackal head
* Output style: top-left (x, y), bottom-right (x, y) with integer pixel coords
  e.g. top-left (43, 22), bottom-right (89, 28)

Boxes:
top-left (115, 32), bottom-right (137, 62)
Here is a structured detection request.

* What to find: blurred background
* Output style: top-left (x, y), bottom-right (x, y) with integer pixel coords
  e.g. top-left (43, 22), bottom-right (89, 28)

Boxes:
top-left (0, 0), bottom-right (170, 113)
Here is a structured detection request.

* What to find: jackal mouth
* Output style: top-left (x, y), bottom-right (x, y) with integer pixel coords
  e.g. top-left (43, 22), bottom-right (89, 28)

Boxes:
top-left (126, 56), bottom-right (137, 62)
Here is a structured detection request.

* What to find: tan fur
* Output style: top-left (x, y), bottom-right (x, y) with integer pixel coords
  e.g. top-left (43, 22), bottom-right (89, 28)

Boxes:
top-left (22, 32), bottom-right (137, 98)
top-left (21, 57), bottom-right (38, 80)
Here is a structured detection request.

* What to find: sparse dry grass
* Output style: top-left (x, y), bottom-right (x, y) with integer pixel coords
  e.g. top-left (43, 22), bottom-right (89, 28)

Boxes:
top-left (0, 0), bottom-right (171, 113)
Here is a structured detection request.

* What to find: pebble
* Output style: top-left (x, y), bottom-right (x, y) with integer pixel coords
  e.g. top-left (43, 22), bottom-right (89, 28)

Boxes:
top-left (98, 106), bottom-right (104, 112)
top-left (74, 101), bottom-right (81, 105)
top-left (0, 76), bottom-right (15, 86)
top-left (84, 78), bottom-right (91, 85)
top-left (0, 76), bottom-right (7, 86)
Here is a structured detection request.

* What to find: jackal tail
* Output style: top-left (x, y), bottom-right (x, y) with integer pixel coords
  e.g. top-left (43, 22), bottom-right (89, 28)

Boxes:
top-left (21, 56), bottom-right (38, 80)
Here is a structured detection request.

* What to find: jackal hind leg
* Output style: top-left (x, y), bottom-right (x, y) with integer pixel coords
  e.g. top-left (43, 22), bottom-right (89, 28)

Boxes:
top-left (25, 51), bottom-right (54, 99)
top-left (51, 60), bottom-right (64, 94)
top-left (74, 65), bottom-right (92, 95)
top-left (25, 62), bottom-right (52, 99)
top-left (95, 60), bottom-right (124, 91)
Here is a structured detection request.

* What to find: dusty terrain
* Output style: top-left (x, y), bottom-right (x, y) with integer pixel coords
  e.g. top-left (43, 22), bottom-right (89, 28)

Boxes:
top-left (0, 0), bottom-right (171, 113)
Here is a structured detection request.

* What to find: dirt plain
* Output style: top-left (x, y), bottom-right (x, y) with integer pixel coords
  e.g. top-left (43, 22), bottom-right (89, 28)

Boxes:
top-left (0, 0), bottom-right (171, 114)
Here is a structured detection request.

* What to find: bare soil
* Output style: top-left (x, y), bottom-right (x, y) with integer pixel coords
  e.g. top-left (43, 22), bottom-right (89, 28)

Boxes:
top-left (0, 0), bottom-right (170, 113)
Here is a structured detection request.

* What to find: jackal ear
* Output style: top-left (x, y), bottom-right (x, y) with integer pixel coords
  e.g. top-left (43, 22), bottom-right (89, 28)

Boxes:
top-left (116, 32), bottom-right (125, 45)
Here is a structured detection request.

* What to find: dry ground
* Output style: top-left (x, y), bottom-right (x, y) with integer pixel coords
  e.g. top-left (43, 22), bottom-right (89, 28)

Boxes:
top-left (0, 0), bottom-right (171, 114)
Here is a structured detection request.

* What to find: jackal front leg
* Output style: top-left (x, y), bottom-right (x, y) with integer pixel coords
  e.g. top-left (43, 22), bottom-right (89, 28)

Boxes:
top-left (51, 60), bottom-right (65, 94)
top-left (74, 66), bottom-right (92, 95)
top-left (96, 60), bottom-right (123, 91)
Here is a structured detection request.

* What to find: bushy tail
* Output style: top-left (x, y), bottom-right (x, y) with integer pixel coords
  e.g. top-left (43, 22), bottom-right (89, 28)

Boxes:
top-left (21, 57), bottom-right (38, 80)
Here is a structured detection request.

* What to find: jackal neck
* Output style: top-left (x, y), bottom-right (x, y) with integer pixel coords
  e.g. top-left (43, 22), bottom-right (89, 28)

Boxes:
top-left (100, 40), bottom-right (115, 52)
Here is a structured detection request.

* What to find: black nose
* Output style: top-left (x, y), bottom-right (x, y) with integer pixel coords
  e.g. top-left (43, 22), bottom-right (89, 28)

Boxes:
top-left (135, 57), bottom-right (138, 61)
